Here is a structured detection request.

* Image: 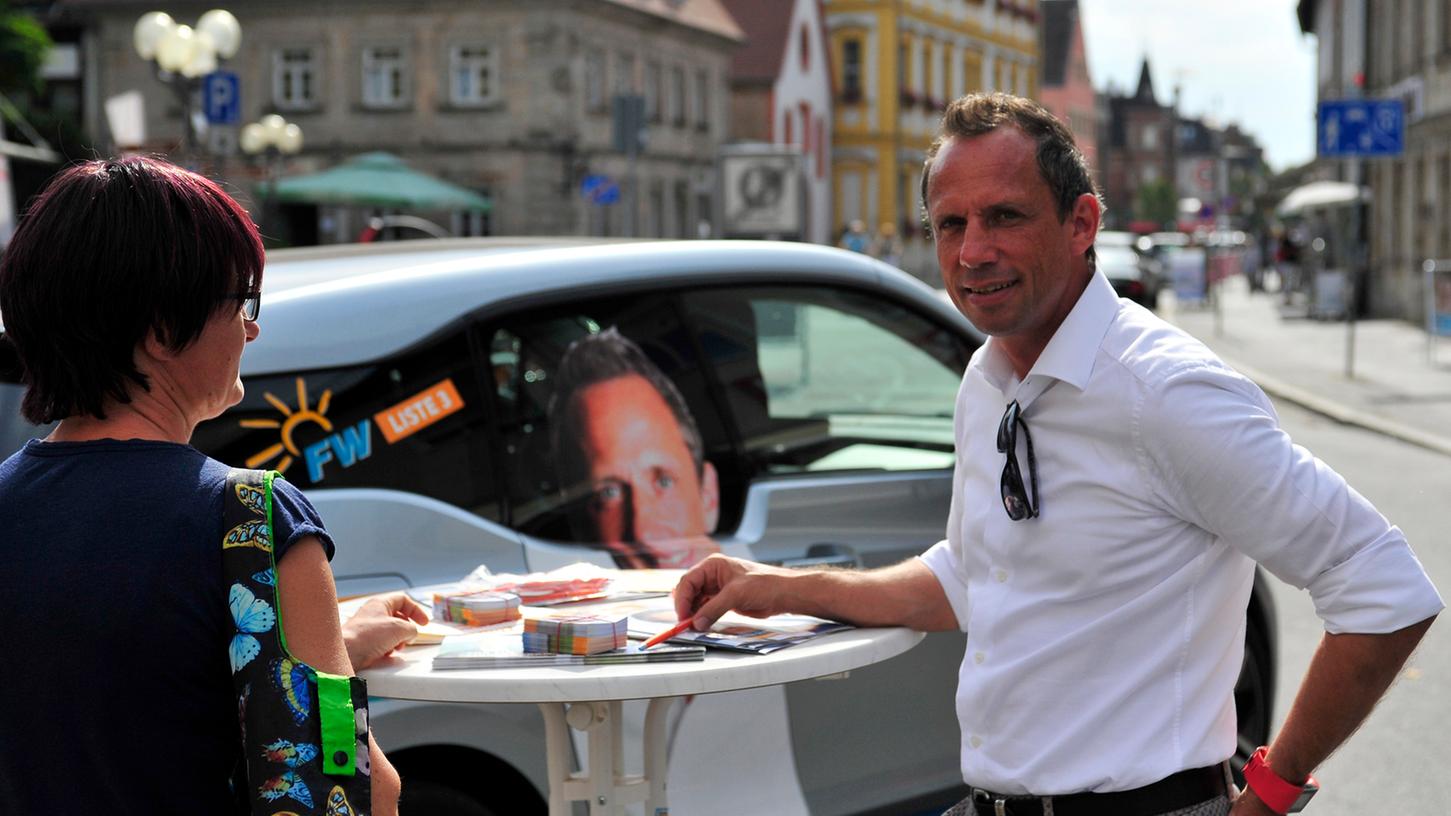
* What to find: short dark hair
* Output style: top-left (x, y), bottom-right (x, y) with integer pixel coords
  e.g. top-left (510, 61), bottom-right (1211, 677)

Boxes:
top-left (548, 327), bottom-right (705, 485)
top-left (920, 92), bottom-right (1102, 267)
top-left (0, 157), bottom-right (264, 424)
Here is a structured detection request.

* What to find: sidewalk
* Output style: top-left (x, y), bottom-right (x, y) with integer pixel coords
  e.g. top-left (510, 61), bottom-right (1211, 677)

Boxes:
top-left (1165, 276), bottom-right (1451, 458)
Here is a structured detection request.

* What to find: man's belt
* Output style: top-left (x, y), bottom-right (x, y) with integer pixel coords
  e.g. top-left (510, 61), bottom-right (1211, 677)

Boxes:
top-left (968, 763), bottom-right (1226, 816)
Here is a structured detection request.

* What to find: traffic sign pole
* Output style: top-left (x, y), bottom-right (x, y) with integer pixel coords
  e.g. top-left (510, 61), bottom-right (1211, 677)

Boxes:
top-left (1316, 99), bottom-right (1399, 379)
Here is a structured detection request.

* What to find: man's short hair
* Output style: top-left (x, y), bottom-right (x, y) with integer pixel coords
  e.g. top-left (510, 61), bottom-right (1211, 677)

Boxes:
top-left (548, 327), bottom-right (706, 484)
top-left (0, 157), bottom-right (265, 424)
top-left (920, 92), bottom-right (1102, 267)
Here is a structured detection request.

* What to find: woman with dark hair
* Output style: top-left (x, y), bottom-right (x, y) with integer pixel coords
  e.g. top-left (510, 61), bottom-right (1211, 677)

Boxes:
top-left (0, 158), bottom-right (404, 814)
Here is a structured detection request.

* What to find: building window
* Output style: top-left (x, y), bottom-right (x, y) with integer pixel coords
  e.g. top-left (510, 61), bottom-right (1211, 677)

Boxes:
top-left (1141, 124), bottom-right (1158, 150)
top-left (614, 52), bottom-right (635, 95)
top-left (645, 60), bottom-right (662, 121)
top-left (675, 181), bottom-right (691, 238)
top-left (669, 65), bottom-right (686, 126)
top-left (694, 68), bottom-right (709, 130)
top-left (648, 181), bottom-right (665, 238)
top-left (449, 45), bottom-right (500, 107)
top-left (361, 46), bottom-right (408, 108)
top-left (273, 47), bottom-right (319, 110)
top-left (800, 25), bottom-right (810, 71)
top-left (842, 39), bottom-right (862, 102)
top-left (586, 48), bottom-right (605, 111)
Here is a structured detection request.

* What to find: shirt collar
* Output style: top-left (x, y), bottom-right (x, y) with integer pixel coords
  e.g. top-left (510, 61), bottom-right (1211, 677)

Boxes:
top-left (974, 272), bottom-right (1121, 402)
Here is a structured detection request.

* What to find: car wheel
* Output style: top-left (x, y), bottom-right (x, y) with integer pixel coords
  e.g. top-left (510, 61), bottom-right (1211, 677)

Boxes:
top-left (400, 779), bottom-right (498, 816)
top-left (1232, 614), bottom-right (1274, 787)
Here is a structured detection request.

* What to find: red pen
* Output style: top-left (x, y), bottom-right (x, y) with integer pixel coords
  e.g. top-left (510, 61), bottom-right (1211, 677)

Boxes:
top-left (641, 618), bottom-right (696, 650)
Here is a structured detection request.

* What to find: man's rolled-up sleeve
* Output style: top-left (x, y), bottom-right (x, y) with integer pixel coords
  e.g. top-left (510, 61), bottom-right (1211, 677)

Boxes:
top-left (1141, 363), bottom-right (1443, 634)
top-left (920, 540), bottom-right (971, 632)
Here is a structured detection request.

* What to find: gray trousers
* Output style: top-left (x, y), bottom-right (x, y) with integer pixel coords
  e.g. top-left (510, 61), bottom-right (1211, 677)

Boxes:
top-left (941, 794), bottom-right (1231, 816)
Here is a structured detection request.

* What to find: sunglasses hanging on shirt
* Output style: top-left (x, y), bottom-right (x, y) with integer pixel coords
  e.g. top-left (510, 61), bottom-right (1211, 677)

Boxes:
top-left (996, 400), bottom-right (1040, 521)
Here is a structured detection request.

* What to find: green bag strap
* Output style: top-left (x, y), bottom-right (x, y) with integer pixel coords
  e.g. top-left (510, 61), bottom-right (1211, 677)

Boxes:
top-left (316, 671), bottom-right (357, 775)
top-left (263, 471), bottom-right (359, 777)
top-left (262, 470), bottom-right (290, 656)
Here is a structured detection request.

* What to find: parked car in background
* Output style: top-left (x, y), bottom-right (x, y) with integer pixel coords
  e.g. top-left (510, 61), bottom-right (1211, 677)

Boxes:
top-left (0, 238), bottom-right (1277, 812)
top-left (1098, 242), bottom-right (1163, 310)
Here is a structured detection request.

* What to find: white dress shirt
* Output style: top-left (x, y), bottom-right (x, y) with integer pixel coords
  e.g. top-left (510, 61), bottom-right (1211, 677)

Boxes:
top-left (919, 271), bottom-right (1443, 795)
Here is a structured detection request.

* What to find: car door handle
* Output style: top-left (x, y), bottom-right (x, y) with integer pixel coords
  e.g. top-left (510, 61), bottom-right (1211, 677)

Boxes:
top-left (773, 543), bottom-right (862, 569)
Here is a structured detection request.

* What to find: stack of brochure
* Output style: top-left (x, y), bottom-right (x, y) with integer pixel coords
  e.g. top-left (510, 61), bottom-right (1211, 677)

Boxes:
top-left (433, 590), bottom-right (522, 627)
top-left (522, 613), bottom-right (628, 655)
top-left (432, 632), bottom-right (705, 670)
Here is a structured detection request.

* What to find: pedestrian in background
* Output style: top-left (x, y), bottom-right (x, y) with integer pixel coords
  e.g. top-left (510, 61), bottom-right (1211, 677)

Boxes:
top-left (839, 218), bottom-right (871, 253)
top-left (0, 157), bottom-right (414, 814)
top-left (872, 221), bottom-right (904, 268)
top-left (674, 93), bottom-right (1439, 816)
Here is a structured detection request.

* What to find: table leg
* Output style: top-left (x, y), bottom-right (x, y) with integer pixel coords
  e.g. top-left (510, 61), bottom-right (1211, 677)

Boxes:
top-left (644, 696), bottom-right (674, 813)
top-left (538, 703), bottom-right (573, 816)
top-left (586, 701), bottom-right (621, 814)
top-left (537, 698), bottom-right (681, 816)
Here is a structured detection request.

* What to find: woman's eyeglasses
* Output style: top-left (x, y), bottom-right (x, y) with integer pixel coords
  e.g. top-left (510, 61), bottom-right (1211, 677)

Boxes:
top-left (996, 400), bottom-right (1039, 521)
top-left (226, 292), bottom-right (261, 321)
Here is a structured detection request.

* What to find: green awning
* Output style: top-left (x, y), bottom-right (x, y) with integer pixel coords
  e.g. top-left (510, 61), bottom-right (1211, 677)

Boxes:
top-left (271, 152), bottom-right (491, 211)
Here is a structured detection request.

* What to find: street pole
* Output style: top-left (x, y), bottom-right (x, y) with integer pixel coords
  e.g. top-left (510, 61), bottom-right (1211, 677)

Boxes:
top-left (1344, 149), bottom-right (1366, 380)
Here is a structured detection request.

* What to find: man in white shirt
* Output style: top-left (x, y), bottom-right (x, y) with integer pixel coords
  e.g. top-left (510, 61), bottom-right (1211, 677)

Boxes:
top-left (673, 93), bottom-right (1442, 816)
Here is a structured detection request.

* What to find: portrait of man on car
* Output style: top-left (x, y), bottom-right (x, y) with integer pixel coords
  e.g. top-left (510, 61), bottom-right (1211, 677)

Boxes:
top-left (548, 327), bottom-right (722, 569)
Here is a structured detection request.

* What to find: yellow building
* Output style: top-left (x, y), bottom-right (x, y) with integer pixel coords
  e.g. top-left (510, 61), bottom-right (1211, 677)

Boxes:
top-left (826, 0), bottom-right (1039, 277)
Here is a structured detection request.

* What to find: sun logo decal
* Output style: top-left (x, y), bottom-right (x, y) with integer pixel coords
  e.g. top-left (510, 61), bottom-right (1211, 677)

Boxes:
top-left (241, 377), bottom-right (334, 475)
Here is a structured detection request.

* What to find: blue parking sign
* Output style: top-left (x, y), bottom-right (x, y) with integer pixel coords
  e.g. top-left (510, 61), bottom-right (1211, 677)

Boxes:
top-left (1317, 99), bottom-right (1404, 158)
top-left (203, 71), bottom-right (241, 125)
top-left (580, 174), bottom-right (620, 205)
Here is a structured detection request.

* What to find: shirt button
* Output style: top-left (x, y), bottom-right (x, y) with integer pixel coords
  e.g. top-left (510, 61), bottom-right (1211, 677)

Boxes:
top-left (970, 735), bottom-right (983, 749)
top-left (995, 569), bottom-right (1008, 583)
top-left (974, 651), bottom-right (986, 665)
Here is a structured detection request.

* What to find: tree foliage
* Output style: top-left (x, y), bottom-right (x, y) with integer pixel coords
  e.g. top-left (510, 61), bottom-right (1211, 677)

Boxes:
top-left (0, 1), bottom-right (52, 96)
top-left (1134, 179), bottom-right (1177, 228)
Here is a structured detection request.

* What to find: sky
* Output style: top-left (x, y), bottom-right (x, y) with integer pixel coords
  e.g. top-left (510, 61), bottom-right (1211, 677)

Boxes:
top-left (1076, 0), bottom-right (1318, 172)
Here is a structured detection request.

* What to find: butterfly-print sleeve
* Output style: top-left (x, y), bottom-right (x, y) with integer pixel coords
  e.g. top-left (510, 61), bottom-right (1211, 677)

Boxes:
top-left (269, 478), bottom-right (336, 562)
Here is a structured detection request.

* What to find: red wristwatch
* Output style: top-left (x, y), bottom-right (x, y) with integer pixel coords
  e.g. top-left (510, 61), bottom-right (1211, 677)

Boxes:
top-left (1242, 746), bottom-right (1318, 814)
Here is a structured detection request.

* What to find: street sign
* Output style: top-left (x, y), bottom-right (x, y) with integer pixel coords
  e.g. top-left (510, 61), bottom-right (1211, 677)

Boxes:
top-left (580, 174), bottom-right (620, 205)
top-left (203, 71), bottom-right (241, 125)
top-left (1317, 99), bottom-right (1403, 158)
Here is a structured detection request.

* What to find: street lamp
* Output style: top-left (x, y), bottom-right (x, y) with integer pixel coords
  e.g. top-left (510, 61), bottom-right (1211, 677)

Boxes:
top-left (133, 9), bottom-right (241, 157)
top-left (241, 114), bottom-right (303, 239)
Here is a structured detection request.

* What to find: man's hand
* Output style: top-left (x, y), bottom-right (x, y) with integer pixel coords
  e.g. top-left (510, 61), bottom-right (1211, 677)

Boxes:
top-left (1227, 786), bottom-right (1276, 816)
top-left (673, 554), bottom-right (960, 632)
top-left (342, 592), bottom-right (430, 671)
top-left (673, 554), bottom-right (797, 629)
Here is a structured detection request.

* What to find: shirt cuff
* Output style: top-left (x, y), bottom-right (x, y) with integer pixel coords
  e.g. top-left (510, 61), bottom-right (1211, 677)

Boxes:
top-left (1308, 530), bottom-right (1445, 634)
top-left (919, 540), bottom-right (970, 632)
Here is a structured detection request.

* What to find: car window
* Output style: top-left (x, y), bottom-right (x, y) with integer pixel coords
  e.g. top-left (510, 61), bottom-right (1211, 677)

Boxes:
top-left (681, 286), bottom-right (970, 475)
top-left (485, 293), bottom-right (733, 566)
top-left (192, 330), bottom-right (501, 520)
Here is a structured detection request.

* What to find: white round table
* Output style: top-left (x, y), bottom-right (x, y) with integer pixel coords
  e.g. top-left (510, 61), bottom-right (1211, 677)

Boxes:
top-left (361, 626), bottom-right (924, 815)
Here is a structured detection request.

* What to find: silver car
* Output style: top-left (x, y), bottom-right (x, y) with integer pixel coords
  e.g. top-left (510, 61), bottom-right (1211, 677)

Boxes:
top-left (0, 238), bottom-right (1275, 814)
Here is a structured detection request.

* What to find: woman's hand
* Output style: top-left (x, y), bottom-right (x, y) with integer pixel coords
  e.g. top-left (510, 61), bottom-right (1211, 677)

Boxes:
top-left (342, 592), bottom-right (430, 671)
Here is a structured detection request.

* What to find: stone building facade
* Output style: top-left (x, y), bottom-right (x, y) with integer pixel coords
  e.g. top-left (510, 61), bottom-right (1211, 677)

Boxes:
top-left (58, 0), bottom-right (742, 242)
top-left (1299, 0), bottom-right (1451, 320)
